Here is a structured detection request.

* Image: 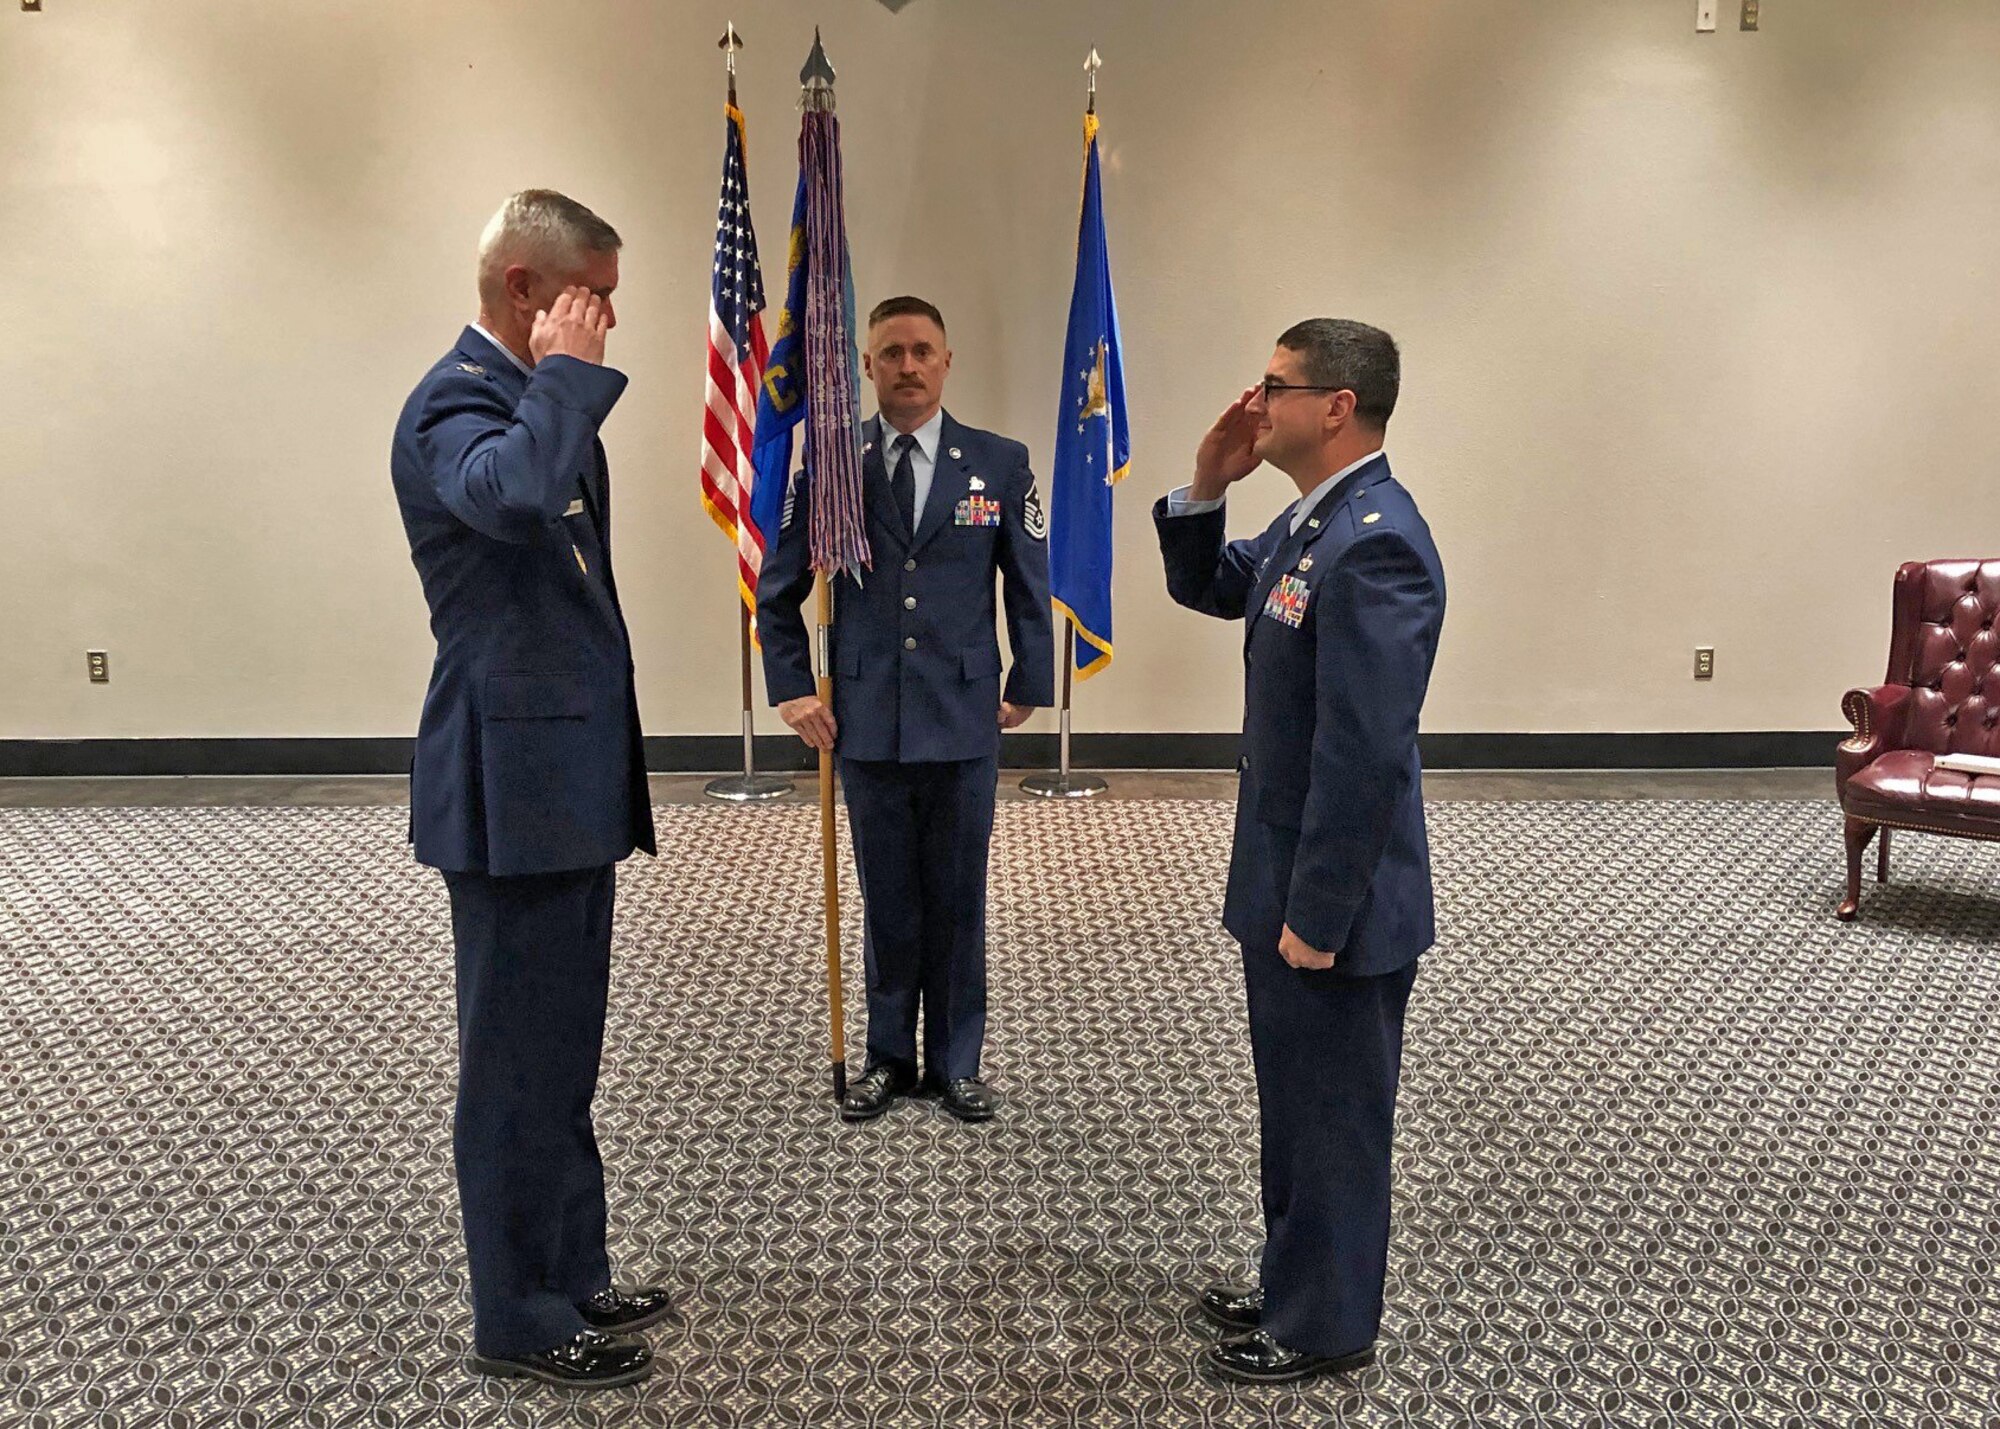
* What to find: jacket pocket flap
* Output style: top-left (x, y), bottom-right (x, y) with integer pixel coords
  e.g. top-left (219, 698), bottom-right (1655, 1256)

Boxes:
top-left (484, 671), bottom-right (590, 720)
top-left (961, 647), bottom-right (1003, 680)
top-left (964, 644), bottom-right (1008, 680)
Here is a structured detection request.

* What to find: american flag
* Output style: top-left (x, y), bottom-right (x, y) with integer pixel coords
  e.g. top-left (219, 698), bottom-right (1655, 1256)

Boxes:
top-left (700, 102), bottom-right (771, 615)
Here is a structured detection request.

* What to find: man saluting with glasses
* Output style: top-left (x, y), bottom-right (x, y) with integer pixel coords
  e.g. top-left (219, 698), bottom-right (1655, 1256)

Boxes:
top-left (1154, 319), bottom-right (1446, 1385)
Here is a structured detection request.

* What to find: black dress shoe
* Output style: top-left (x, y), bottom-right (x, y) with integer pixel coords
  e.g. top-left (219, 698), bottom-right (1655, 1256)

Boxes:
top-left (578, 1285), bottom-right (673, 1335)
top-left (1204, 1329), bottom-right (1374, 1385)
top-left (938, 1077), bottom-right (999, 1122)
top-left (468, 1329), bottom-right (653, 1389)
top-left (841, 1063), bottom-right (919, 1122)
top-left (1197, 1282), bottom-right (1264, 1330)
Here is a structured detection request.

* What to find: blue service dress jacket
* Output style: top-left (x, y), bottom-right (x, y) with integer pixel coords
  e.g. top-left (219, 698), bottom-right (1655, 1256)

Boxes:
top-left (758, 412), bottom-right (1056, 763)
top-left (390, 329), bottom-right (656, 876)
top-left (1156, 456), bottom-right (1446, 977)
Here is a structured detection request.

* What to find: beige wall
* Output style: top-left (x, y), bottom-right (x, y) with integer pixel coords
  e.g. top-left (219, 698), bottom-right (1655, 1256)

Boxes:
top-left (3, 0), bottom-right (1997, 742)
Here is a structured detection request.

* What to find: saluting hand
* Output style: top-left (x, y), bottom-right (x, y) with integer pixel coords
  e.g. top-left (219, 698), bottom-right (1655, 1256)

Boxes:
top-left (530, 286), bottom-right (610, 366)
top-left (1189, 386), bottom-right (1262, 502)
top-left (1278, 923), bottom-right (1335, 971)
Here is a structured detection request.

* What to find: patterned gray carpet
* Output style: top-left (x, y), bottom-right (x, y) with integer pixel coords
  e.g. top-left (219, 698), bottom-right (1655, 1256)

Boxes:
top-left (2, 797), bottom-right (1998, 1429)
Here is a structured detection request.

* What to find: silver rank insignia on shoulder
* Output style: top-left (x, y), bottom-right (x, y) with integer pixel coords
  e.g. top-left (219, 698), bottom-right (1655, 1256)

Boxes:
top-left (456, 362), bottom-right (486, 377)
top-left (968, 476), bottom-right (986, 492)
top-left (1363, 511), bottom-right (1383, 525)
top-left (1298, 556), bottom-right (1313, 572)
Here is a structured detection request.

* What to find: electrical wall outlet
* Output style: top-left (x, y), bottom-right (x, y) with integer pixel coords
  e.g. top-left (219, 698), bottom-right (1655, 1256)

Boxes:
top-left (1740, 0), bottom-right (1759, 30)
top-left (87, 650), bottom-right (110, 684)
top-left (1697, 1), bottom-right (1717, 32)
top-left (1694, 647), bottom-right (1715, 681)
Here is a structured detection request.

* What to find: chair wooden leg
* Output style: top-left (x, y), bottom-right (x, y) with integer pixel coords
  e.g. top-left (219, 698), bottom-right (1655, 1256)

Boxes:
top-left (1877, 826), bottom-right (1891, 884)
top-left (1838, 817), bottom-right (1874, 921)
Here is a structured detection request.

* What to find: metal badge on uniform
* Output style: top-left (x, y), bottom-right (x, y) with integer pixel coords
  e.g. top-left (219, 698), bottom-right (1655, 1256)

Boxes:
top-left (1298, 555), bottom-right (1313, 572)
top-left (572, 545), bottom-right (588, 575)
top-left (456, 362), bottom-right (487, 377)
top-left (1307, 517), bottom-right (1321, 530)
top-left (968, 476), bottom-right (986, 492)
top-left (1363, 511), bottom-right (1383, 525)
top-left (955, 494), bottom-right (1003, 527)
top-left (1263, 573), bottom-right (1311, 629)
top-left (564, 498), bottom-right (585, 517)
top-left (949, 447), bottom-right (963, 460)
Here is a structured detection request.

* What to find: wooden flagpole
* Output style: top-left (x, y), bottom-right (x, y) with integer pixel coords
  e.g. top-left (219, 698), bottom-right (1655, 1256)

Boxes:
top-left (816, 574), bottom-right (847, 1100)
top-left (798, 29), bottom-right (852, 1104)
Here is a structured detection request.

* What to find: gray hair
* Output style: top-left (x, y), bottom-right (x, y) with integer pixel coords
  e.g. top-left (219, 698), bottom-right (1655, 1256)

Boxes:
top-left (476, 189), bottom-right (622, 307)
top-left (1276, 318), bottom-right (1400, 429)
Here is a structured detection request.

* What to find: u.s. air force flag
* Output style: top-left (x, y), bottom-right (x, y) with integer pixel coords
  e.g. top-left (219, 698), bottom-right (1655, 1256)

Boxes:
top-left (1048, 110), bottom-right (1130, 678)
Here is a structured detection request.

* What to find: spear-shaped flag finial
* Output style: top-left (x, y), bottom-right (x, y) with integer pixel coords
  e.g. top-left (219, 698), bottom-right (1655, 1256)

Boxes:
top-left (719, 22), bottom-right (743, 102)
top-left (1085, 46), bottom-right (1102, 114)
top-left (801, 27), bottom-right (837, 96)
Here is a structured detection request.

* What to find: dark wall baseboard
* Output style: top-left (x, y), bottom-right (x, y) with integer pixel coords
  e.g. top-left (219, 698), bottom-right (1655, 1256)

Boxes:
top-left (0, 731), bottom-right (1844, 779)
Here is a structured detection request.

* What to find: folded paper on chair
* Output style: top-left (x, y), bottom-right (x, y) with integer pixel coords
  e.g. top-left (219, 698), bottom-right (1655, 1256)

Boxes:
top-left (1934, 752), bottom-right (2000, 777)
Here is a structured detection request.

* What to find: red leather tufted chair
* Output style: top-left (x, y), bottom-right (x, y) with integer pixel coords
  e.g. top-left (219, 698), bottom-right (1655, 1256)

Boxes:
top-left (1836, 560), bottom-right (2000, 919)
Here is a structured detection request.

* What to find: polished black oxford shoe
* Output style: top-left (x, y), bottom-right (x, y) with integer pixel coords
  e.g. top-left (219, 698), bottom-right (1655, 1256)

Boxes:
top-left (1197, 1281), bottom-right (1264, 1331)
top-left (1203, 1328), bottom-right (1375, 1385)
top-left (841, 1063), bottom-right (920, 1122)
top-left (578, 1285), bottom-right (673, 1335)
top-left (937, 1076), bottom-right (999, 1122)
top-left (468, 1329), bottom-right (654, 1389)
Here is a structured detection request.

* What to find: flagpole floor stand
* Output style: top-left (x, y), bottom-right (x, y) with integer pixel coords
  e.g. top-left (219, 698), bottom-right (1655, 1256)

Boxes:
top-left (703, 773), bottom-right (797, 802)
top-left (1019, 770), bottom-right (1108, 798)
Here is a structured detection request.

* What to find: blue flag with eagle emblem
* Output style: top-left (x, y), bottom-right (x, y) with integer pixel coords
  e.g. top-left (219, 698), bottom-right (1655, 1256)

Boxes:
top-left (1048, 110), bottom-right (1130, 678)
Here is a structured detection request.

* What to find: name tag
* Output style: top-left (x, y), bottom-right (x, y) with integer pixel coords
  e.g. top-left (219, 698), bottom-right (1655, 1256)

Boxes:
top-left (955, 495), bottom-right (1002, 527)
top-left (564, 498), bottom-right (585, 517)
top-left (1263, 574), bottom-right (1311, 628)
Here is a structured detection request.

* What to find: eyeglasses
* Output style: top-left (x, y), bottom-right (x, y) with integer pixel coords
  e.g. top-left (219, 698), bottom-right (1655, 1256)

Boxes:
top-left (1257, 377), bottom-right (1345, 401)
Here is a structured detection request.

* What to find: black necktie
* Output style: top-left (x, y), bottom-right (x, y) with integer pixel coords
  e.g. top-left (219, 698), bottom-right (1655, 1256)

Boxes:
top-left (890, 434), bottom-right (918, 535)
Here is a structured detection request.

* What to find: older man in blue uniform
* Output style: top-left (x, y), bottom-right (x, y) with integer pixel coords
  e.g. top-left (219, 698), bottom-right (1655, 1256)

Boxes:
top-left (759, 296), bottom-right (1054, 1124)
top-left (1156, 319), bottom-right (1446, 1384)
top-left (389, 190), bottom-right (669, 1391)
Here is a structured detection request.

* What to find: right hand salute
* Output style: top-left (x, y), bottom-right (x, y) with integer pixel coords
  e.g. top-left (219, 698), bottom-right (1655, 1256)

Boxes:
top-left (1190, 385), bottom-right (1263, 502)
top-left (530, 287), bottom-right (610, 367)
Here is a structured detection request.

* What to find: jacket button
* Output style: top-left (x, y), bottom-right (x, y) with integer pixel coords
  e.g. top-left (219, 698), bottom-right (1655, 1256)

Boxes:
top-left (903, 636), bottom-right (917, 650)
top-left (904, 559), bottom-right (917, 572)
top-left (903, 596), bottom-right (917, 610)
